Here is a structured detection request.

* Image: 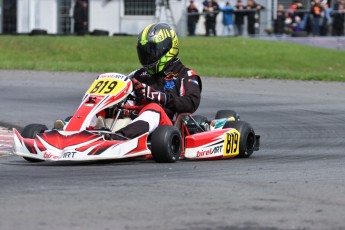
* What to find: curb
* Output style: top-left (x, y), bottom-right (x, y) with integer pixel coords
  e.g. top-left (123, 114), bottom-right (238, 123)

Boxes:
top-left (0, 127), bottom-right (13, 156)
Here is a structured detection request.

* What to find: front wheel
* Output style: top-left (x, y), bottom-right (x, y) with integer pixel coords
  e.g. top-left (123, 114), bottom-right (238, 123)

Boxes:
top-left (150, 126), bottom-right (182, 163)
top-left (223, 121), bottom-right (255, 158)
top-left (21, 124), bottom-right (48, 162)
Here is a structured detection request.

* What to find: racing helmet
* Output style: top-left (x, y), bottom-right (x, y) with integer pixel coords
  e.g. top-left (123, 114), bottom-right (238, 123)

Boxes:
top-left (137, 23), bottom-right (179, 74)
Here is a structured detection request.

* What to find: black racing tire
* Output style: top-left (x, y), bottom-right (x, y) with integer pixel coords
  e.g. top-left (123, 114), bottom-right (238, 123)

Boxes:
top-left (30, 29), bottom-right (48, 35)
top-left (21, 124), bottom-right (48, 162)
top-left (223, 121), bottom-right (255, 158)
top-left (91, 29), bottom-right (109, 36)
top-left (150, 126), bottom-right (182, 163)
top-left (215, 110), bottom-right (240, 120)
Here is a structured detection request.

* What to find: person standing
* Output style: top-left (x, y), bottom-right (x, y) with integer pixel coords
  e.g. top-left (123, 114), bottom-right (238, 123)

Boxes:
top-left (203, 0), bottom-right (220, 36)
top-left (332, 3), bottom-right (345, 36)
top-left (320, 3), bottom-right (332, 36)
top-left (234, 0), bottom-right (246, 36)
top-left (187, 0), bottom-right (200, 36)
top-left (274, 4), bottom-right (286, 35)
top-left (246, 0), bottom-right (263, 36)
top-left (310, 0), bottom-right (323, 36)
top-left (73, 0), bottom-right (88, 35)
top-left (221, 1), bottom-right (235, 36)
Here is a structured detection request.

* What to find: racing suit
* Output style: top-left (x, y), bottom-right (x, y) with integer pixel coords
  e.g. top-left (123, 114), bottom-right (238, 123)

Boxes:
top-left (116, 58), bottom-right (202, 139)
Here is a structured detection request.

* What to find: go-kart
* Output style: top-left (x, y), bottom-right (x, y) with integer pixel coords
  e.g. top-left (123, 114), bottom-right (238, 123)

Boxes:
top-left (12, 73), bottom-right (260, 163)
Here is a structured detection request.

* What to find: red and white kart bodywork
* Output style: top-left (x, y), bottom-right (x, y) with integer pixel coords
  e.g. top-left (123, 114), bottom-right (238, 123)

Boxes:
top-left (12, 73), bottom-right (259, 163)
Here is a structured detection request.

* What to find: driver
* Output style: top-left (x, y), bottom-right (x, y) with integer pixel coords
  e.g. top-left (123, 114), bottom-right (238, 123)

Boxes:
top-left (112, 23), bottom-right (202, 139)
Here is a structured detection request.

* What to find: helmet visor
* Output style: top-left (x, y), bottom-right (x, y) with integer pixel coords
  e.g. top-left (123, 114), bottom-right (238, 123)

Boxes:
top-left (137, 43), bottom-right (160, 66)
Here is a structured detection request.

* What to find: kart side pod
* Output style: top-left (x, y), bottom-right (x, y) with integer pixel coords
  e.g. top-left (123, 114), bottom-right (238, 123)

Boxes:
top-left (185, 121), bottom-right (259, 160)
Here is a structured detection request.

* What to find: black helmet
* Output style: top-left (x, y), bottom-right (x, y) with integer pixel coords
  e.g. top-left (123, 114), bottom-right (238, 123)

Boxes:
top-left (137, 23), bottom-right (179, 74)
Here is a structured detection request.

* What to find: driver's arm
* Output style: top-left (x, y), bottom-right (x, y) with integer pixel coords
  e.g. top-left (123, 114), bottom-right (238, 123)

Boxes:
top-left (165, 75), bottom-right (201, 114)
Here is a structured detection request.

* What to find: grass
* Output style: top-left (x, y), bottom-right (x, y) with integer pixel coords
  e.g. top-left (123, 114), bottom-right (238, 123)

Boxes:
top-left (0, 35), bottom-right (344, 81)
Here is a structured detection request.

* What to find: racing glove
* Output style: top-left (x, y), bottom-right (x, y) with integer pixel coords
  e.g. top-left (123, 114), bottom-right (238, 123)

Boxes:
top-left (132, 79), bottom-right (168, 106)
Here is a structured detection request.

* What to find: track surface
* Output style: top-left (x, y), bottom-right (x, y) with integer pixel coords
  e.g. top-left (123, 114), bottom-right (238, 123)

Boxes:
top-left (1, 70), bottom-right (345, 230)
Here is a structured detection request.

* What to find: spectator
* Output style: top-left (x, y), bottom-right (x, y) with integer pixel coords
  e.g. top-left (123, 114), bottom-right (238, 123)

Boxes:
top-left (274, 4), bottom-right (286, 35)
top-left (203, 0), bottom-right (220, 36)
top-left (187, 1), bottom-right (200, 36)
top-left (246, 0), bottom-right (264, 36)
top-left (310, 0), bottom-right (323, 35)
top-left (294, 1), bottom-right (308, 31)
top-left (292, 15), bottom-right (302, 32)
top-left (320, 3), bottom-right (332, 36)
top-left (332, 0), bottom-right (341, 11)
top-left (73, 0), bottom-right (88, 35)
top-left (221, 1), bottom-right (235, 36)
top-left (203, 0), bottom-right (210, 8)
top-left (203, 0), bottom-right (211, 35)
top-left (234, 0), bottom-right (246, 36)
top-left (331, 3), bottom-right (345, 36)
top-left (286, 0), bottom-right (298, 22)
top-left (294, 1), bottom-right (306, 20)
top-left (284, 0), bottom-right (308, 33)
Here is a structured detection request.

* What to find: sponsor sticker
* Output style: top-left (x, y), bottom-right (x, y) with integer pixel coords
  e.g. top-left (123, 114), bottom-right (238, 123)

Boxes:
top-left (196, 145), bottom-right (223, 158)
top-left (188, 79), bottom-right (199, 85)
top-left (223, 129), bottom-right (240, 157)
top-left (62, 151), bottom-right (77, 159)
top-left (187, 70), bottom-right (197, 76)
top-left (43, 152), bottom-right (59, 160)
top-left (98, 73), bottom-right (127, 80)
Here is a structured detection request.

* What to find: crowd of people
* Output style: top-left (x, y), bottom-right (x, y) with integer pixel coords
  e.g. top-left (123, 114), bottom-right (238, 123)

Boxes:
top-left (187, 0), bottom-right (264, 36)
top-left (72, 0), bottom-right (344, 37)
top-left (274, 0), bottom-right (345, 36)
top-left (187, 0), bottom-right (345, 37)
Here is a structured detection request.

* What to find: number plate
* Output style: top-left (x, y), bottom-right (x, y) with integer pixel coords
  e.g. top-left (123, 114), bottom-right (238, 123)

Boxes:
top-left (87, 78), bottom-right (126, 95)
top-left (223, 129), bottom-right (240, 157)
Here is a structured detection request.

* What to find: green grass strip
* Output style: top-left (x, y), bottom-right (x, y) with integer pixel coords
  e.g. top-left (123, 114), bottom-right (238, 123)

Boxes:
top-left (0, 35), bottom-right (344, 81)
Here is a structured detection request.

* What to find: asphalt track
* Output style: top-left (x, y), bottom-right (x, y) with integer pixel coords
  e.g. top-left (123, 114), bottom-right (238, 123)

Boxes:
top-left (0, 70), bottom-right (345, 230)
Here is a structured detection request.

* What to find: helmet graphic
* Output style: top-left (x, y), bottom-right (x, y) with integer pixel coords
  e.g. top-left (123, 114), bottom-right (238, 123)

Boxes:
top-left (137, 23), bottom-right (179, 74)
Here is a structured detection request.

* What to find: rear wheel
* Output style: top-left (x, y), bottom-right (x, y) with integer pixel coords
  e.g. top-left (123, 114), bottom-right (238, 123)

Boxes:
top-left (223, 121), bottom-right (255, 158)
top-left (215, 110), bottom-right (240, 120)
top-left (21, 124), bottom-right (48, 162)
top-left (150, 126), bottom-right (182, 163)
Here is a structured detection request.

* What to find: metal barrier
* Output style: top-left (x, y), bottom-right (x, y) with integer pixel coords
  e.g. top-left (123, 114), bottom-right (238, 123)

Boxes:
top-left (0, 0), bottom-right (343, 37)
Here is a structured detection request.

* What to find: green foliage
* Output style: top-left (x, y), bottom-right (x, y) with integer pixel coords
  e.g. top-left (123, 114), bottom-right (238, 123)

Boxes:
top-left (0, 35), bottom-right (344, 81)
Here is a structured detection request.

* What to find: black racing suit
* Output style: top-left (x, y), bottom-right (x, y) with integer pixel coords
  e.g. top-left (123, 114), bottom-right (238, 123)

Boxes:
top-left (135, 58), bottom-right (202, 120)
top-left (116, 58), bottom-right (202, 139)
